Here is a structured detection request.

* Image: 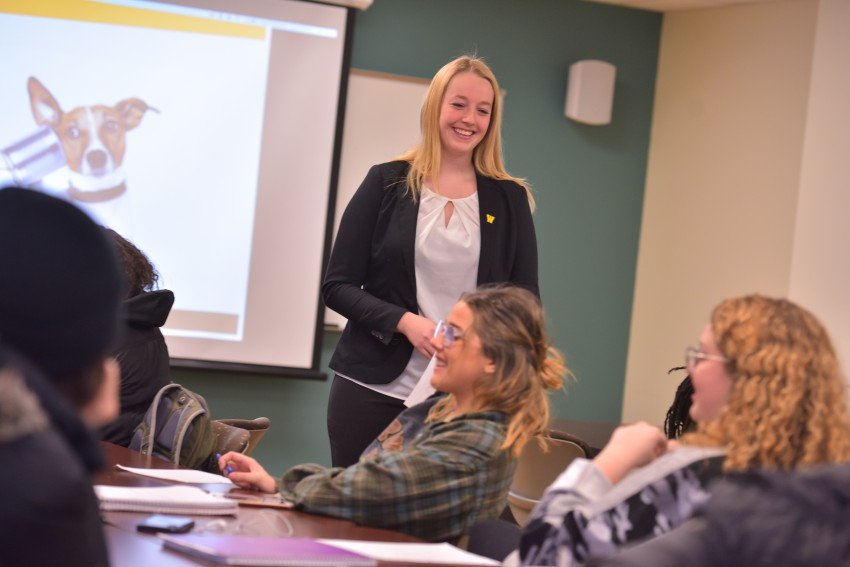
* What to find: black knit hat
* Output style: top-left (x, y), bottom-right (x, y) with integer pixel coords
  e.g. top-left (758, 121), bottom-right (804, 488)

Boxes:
top-left (0, 188), bottom-right (122, 380)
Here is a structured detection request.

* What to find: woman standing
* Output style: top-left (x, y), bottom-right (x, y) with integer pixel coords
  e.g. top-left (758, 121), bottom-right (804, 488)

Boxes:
top-left (323, 55), bottom-right (538, 466)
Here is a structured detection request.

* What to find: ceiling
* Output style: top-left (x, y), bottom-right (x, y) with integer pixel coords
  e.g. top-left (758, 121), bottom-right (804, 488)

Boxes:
top-left (583, 0), bottom-right (783, 12)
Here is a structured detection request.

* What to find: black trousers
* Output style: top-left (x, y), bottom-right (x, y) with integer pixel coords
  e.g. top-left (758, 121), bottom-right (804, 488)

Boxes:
top-left (326, 374), bottom-right (406, 467)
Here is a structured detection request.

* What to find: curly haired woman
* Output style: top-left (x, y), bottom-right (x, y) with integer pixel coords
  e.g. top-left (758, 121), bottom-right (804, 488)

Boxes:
top-left (515, 294), bottom-right (850, 566)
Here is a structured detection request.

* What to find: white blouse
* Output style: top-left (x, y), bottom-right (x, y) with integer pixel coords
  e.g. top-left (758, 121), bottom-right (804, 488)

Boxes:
top-left (343, 186), bottom-right (481, 399)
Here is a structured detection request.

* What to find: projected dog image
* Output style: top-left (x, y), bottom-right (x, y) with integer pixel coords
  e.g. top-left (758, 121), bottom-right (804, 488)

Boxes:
top-left (26, 77), bottom-right (156, 203)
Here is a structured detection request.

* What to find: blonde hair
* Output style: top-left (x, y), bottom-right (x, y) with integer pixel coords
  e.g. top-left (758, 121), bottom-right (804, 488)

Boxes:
top-left (684, 295), bottom-right (850, 472)
top-left (395, 55), bottom-right (535, 209)
top-left (427, 285), bottom-right (567, 456)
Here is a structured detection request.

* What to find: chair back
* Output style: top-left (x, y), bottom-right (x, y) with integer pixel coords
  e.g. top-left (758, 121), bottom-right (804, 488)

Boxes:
top-left (507, 430), bottom-right (588, 526)
top-left (210, 421), bottom-right (250, 455)
top-left (215, 417), bottom-right (271, 456)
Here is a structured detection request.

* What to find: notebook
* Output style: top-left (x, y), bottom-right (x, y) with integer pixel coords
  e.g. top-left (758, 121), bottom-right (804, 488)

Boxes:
top-left (159, 535), bottom-right (377, 566)
top-left (94, 485), bottom-right (238, 516)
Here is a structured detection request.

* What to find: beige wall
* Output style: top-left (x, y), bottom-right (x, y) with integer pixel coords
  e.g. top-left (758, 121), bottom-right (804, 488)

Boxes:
top-left (788, 0), bottom-right (850, 373)
top-left (622, 0), bottom-right (820, 424)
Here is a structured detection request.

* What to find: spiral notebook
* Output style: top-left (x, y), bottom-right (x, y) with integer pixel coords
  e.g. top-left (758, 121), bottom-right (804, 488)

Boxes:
top-left (159, 535), bottom-right (377, 566)
top-left (94, 485), bottom-right (238, 516)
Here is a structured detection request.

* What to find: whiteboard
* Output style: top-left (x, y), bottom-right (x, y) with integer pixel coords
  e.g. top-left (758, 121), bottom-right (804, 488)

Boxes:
top-left (325, 69), bottom-right (429, 328)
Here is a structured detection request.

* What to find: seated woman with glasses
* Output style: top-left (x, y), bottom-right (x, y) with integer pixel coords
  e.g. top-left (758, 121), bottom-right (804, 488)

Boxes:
top-left (514, 294), bottom-right (850, 566)
top-left (219, 286), bottom-right (567, 542)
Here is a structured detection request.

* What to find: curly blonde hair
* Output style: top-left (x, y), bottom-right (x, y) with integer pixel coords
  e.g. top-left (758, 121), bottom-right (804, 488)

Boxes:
top-left (395, 54), bottom-right (534, 209)
top-left (426, 285), bottom-right (568, 456)
top-left (684, 295), bottom-right (850, 472)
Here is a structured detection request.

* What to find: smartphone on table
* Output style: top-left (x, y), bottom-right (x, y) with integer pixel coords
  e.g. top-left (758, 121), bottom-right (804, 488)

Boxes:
top-left (136, 514), bottom-right (195, 534)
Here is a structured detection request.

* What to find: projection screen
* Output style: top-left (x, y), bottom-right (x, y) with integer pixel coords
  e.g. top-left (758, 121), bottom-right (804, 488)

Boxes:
top-left (0, 0), bottom-right (352, 378)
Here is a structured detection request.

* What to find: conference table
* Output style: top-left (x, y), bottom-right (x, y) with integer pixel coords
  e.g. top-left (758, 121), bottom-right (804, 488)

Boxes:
top-left (95, 417), bottom-right (619, 566)
top-left (95, 443), bottom-right (481, 567)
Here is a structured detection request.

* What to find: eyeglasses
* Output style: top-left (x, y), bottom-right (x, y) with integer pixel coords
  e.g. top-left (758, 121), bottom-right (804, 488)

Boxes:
top-left (684, 346), bottom-right (727, 372)
top-left (434, 320), bottom-right (463, 348)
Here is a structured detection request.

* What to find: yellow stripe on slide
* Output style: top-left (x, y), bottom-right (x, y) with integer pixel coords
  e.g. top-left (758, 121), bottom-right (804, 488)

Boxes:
top-left (0, 0), bottom-right (265, 39)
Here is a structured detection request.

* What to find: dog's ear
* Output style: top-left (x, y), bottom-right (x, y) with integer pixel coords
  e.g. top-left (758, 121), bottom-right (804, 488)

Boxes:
top-left (116, 98), bottom-right (157, 131)
top-left (27, 77), bottom-right (63, 128)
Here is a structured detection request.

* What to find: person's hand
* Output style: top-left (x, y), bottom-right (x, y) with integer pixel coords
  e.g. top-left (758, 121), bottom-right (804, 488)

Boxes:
top-left (218, 451), bottom-right (277, 493)
top-left (397, 312), bottom-right (437, 358)
top-left (593, 422), bottom-right (668, 485)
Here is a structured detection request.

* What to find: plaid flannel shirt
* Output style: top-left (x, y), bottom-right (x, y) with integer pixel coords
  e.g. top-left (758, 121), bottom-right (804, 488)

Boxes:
top-left (279, 401), bottom-right (515, 542)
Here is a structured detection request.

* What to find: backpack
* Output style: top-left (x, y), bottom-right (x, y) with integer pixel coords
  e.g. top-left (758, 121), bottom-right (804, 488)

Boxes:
top-left (129, 383), bottom-right (216, 471)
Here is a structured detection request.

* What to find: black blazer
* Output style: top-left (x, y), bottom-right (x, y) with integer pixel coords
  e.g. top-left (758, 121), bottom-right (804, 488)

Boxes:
top-left (323, 161), bottom-right (538, 384)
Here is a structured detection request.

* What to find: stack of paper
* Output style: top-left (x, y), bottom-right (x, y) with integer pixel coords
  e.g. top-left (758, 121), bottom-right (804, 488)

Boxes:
top-left (94, 485), bottom-right (238, 516)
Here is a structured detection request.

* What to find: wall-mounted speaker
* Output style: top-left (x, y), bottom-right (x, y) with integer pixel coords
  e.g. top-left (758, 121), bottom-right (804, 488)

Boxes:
top-left (565, 60), bottom-right (616, 126)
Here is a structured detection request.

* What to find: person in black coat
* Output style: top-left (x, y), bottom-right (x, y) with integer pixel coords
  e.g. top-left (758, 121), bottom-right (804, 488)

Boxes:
top-left (323, 54), bottom-right (539, 467)
top-left (0, 187), bottom-right (124, 567)
top-left (99, 229), bottom-right (173, 447)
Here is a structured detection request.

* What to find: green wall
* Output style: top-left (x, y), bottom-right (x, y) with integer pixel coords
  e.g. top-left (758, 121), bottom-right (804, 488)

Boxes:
top-left (176, 0), bottom-right (661, 476)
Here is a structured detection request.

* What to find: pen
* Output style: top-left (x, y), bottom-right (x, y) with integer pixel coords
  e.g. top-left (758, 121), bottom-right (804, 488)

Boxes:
top-left (215, 453), bottom-right (235, 476)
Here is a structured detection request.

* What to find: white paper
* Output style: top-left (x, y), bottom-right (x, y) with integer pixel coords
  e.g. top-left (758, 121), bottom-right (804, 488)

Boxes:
top-left (404, 355), bottom-right (437, 408)
top-left (117, 464), bottom-right (233, 484)
top-left (319, 539), bottom-right (499, 566)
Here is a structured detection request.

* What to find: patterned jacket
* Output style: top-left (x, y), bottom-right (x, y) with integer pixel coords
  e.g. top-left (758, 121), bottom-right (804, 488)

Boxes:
top-left (516, 446), bottom-right (726, 566)
top-left (279, 398), bottom-right (516, 542)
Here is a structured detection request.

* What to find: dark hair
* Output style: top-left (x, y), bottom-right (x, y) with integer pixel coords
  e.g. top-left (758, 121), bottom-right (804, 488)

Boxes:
top-left (0, 187), bottom-right (122, 407)
top-left (105, 228), bottom-right (158, 298)
top-left (663, 367), bottom-right (695, 439)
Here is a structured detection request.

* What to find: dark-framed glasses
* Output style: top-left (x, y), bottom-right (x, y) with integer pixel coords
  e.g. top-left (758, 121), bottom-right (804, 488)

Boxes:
top-left (685, 346), bottom-right (727, 372)
top-left (434, 320), bottom-right (463, 348)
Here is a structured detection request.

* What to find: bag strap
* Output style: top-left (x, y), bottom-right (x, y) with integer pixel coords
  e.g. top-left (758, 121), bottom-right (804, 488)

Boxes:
top-left (173, 405), bottom-right (207, 465)
top-left (145, 383), bottom-right (180, 458)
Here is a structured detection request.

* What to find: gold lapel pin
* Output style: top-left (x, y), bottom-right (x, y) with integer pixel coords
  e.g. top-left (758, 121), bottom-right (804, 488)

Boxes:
top-left (486, 214), bottom-right (495, 224)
